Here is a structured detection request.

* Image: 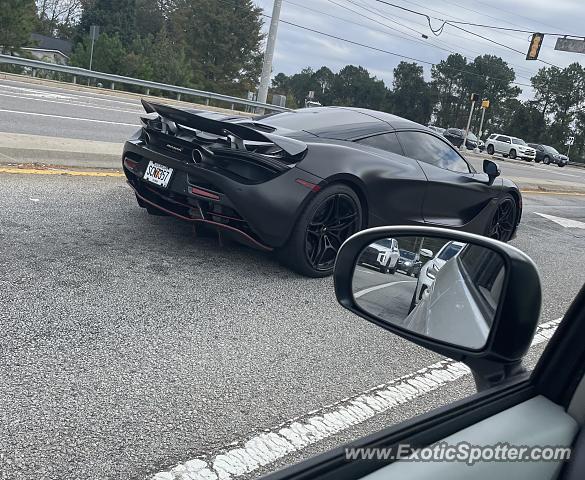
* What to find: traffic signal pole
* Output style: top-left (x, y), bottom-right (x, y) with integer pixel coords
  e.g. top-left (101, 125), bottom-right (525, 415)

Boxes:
top-left (474, 106), bottom-right (487, 153)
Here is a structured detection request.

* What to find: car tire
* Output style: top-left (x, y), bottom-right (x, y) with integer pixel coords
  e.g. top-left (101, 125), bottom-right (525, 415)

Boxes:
top-left (487, 144), bottom-right (494, 155)
top-left (380, 265), bottom-right (389, 274)
top-left (535, 158), bottom-right (541, 163)
top-left (559, 163), bottom-right (566, 167)
top-left (389, 265), bottom-right (397, 274)
top-left (543, 156), bottom-right (550, 165)
top-left (486, 194), bottom-right (517, 242)
top-left (279, 184), bottom-right (363, 277)
top-left (509, 149), bottom-right (517, 159)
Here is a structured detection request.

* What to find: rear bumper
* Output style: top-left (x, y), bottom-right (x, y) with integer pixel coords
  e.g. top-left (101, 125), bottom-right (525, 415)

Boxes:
top-left (123, 140), bottom-right (322, 249)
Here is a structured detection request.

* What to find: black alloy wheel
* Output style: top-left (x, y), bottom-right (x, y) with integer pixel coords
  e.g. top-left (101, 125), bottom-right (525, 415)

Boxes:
top-left (305, 193), bottom-right (361, 273)
top-left (487, 196), bottom-right (517, 242)
top-left (509, 149), bottom-right (517, 159)
top-left (543, 156), bottom-right (550, 165)
top-left (487, 144), bottom-right (494, 155)
top-left (280, 184), bottom-right (363, 277)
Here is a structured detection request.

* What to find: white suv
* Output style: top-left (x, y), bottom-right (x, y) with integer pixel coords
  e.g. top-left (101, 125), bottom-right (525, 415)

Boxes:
top-left (485, 134), bottom-right (536, 161)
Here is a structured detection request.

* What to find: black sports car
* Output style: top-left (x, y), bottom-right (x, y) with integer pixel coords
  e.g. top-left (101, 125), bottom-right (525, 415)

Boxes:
top-left (122, 101), bottom-right (522, 277)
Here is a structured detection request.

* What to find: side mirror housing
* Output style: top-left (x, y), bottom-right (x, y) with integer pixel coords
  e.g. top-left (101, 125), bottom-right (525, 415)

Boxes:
top-left (335, 226), bottom-right (541, 390)
top-left (483, 159), bottom-right (500, 185)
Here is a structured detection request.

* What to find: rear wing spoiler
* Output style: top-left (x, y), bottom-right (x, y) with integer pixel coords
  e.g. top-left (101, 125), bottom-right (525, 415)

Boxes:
top-left (141, 99), bottom-right (307, 157)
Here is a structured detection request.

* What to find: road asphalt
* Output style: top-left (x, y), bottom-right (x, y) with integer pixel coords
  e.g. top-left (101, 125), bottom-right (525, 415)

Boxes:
top-left (1, 170), bottom-right (584, 480)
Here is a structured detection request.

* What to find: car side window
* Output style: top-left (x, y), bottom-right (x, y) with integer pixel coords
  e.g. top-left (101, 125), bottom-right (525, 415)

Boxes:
top-left (396, 131), bottom-right (470, 173)
top-left (496, 135), bottom-right (511, 143)
top-left (356, 132), bottom-right (404, 155)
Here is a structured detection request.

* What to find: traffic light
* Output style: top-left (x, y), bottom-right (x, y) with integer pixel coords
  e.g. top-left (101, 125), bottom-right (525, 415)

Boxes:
top-left (527, 33), bottom-right (544, 60)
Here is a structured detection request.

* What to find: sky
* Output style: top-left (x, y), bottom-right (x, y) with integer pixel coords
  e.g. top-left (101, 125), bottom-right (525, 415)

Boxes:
top-left (253, 0), bottom-right (584, 100)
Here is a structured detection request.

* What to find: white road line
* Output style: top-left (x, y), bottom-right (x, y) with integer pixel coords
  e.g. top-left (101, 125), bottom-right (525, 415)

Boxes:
top-left (354, 280), bottom-right (416, 299)
top-left (152, 319), bottom-right (561, 480)
top-left (0, 108), bottom-right (139, 127)
top-left (0, 92), bottom-right (141, 115)
top-left (534, 212), bottom-right (585, 229)
top-left (0, 81), bottom-right (142, 107)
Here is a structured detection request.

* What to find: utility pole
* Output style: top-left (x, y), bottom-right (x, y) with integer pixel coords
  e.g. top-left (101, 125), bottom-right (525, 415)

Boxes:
top-left (88, 25), bottom-right (100, 86)
top-left (462, 93), bottom-right (479, 151)
top-left (474, 98), bottom-right (489, 153)
top-left (257, 0), bottom-right (283, 113)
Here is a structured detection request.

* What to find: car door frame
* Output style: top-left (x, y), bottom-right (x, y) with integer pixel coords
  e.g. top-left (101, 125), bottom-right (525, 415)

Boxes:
top-left (392, 129), bottom-right (499, 229)
top-left (263, 283), bottom-right (585, 480)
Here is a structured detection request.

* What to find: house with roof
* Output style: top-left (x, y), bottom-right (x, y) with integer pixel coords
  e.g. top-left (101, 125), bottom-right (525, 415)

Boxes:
top-left (22, 33), bottom-right (73, 65)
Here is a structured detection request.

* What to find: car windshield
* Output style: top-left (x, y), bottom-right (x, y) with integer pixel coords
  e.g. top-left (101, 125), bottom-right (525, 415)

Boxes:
top-left (438, 243), bottom-right (463, 260)
top-left (400, 250), bottom-right (416, 259)
top-left (376, 238), bottom-right (394, 248)
top-left (512, 138), bottom-right (527, 145)
top-left (545, 145), bottom-right (560, 154)
top-left (467, 132), bottom-right (478, 141)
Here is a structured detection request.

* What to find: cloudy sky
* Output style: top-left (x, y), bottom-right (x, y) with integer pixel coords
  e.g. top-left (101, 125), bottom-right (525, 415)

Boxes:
top-left (253, 0), bottom-right (584, 99)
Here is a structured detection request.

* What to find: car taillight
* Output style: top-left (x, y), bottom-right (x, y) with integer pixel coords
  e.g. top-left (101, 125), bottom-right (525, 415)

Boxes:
top-left (190, 186), bottom-right (220, 200)
top-left (124, 157), bottom-right (139, 171)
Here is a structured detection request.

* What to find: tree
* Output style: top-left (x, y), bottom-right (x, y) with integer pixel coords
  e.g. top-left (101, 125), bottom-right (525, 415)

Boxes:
top-left (430, 53), bottom-right (468, 128)
top-left (70, 32), bottom-right (127, 73)
top-left (36, 0), bottom-right (82, 37)
top-left (76, 0), bottom-right (138, 43)
top-left (0, 0), bottom-right (37, 55)
top-left (464, 55), bottom-right (521, 134)
top-left (167, 0), bottom-right (264, 95)
top-left (389, 61), bottom-right (431, 124)
top-left (329, 65), bottom-right (387, 109)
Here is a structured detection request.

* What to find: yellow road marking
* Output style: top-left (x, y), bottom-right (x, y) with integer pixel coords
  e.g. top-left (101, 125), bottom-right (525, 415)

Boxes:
top-left (0, 166), bottom-right (123, 177)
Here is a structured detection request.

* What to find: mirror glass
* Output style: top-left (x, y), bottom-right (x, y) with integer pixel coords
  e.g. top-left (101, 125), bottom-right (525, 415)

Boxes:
top-left (352, 236), bottom-right (506, 349)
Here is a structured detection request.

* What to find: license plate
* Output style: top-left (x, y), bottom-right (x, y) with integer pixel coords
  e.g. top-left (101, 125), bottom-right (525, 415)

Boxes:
top-left (143, 161), bottom-right (173, 188)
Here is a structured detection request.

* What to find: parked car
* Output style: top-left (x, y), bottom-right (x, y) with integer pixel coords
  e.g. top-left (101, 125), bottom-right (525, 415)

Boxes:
top-left (427, 125), bottom-right (445, 134)
top-left (485, 134), bottom-right (536, 161)
top-left (397, 249), bottom-right (423, 277)
top-left (478, 139), bottom-right (485, 151)
top-left (125, 102), bottom-right (522, 277)
top-left (357, 238), bottom-right (400, 274)
top-left (443, 128), bottom-right (479, 150)
top-left (527, 143), bottom-right (569, 167)
top-left (412, 240), bottom-right (465, 308)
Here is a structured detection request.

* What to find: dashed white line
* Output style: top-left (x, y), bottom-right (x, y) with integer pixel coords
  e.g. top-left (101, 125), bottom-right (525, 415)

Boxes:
top-left (0, 91), bottom-right (141, 114)
top-left (152, 318), bottom-right (562, 480)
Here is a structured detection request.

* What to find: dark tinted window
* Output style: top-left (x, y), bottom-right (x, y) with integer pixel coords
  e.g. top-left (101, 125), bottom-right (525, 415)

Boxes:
top-left (356, 132), bottom-right (404, 155)
top-left (396, 131), bottom-right (470, 173)
top-left (438, 243), bottom-right (463, 260)
top-left (496, 135), bottom-right (511, 143)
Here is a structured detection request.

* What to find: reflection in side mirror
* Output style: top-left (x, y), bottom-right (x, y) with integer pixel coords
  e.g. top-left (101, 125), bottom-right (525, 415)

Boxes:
top-left (352, 236), bottom-right (505, 350)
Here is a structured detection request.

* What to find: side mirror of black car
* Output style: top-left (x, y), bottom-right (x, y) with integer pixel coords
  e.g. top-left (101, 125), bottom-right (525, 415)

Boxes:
top-left (483, 159), bottom-right (500, 185)
top-left (334, 226), bottom-right (541, 391)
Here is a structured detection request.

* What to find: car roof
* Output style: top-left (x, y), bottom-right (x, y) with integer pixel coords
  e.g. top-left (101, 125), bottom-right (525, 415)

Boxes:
top-left (256, 106), bottom-right (427, 140)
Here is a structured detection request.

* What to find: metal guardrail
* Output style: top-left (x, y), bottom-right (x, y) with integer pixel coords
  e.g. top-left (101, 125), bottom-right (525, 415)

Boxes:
top-left (0, 54), bottom-right (290, 113)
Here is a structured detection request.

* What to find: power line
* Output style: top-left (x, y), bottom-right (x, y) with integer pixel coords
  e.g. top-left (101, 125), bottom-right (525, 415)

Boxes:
top-left (370, 0), bottom-right (566, 69)
top-left (260, 13), bottom-right (536, 88)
